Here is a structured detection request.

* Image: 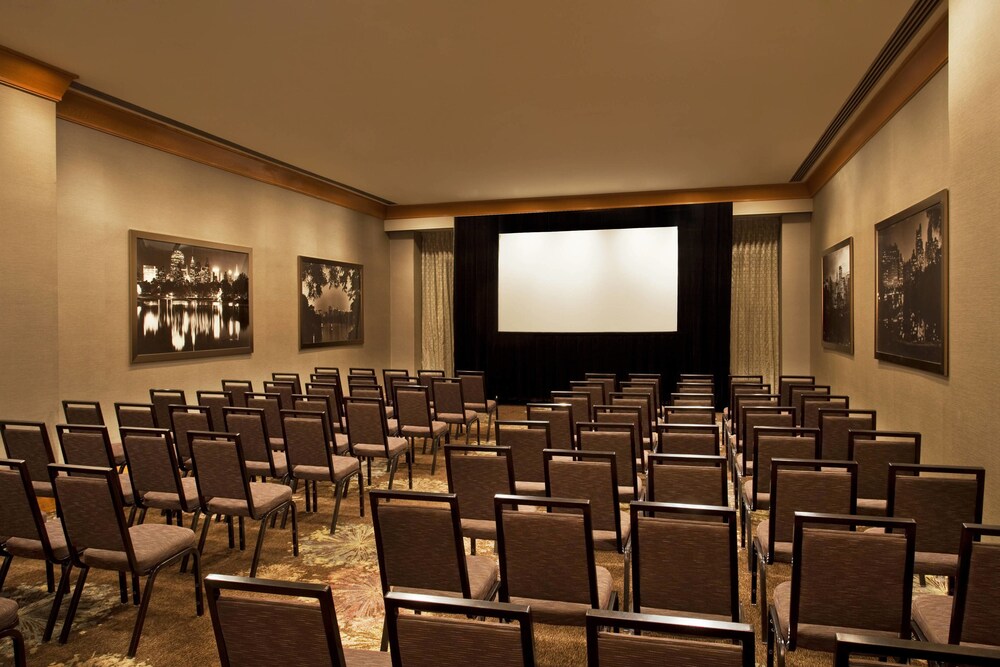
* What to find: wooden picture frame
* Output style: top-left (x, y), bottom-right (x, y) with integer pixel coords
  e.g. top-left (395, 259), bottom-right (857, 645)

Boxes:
top-left (130, 230), bottom-right (252, 363)
top-left (299, 256), bottom-right (364, 348)
top-left (874, 190), bottom-right (948, 375)
top-left (822, 237), bottom-right (853, 353)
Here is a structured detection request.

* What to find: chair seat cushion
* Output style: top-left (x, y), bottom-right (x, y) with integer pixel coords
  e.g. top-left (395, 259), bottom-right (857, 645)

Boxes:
top-left (32, 480), bottom-right (54, 497)
top-left (400, 422), bottom-right (448, 438)
top-left (911, 593), bottom-right (953, 644)
top-left (856, 497), bottom-right (887, 516)
top-left (741, 479), bottom-right (770, 510)
top-left (246, 451), bottom-right (288, 479)
top-left (464, 400), bottom-right (497, 414)
top-left (636, 605), bottom-right (731, 624)
top-left (334, 432), bottom-right (350, 455)
top-left (509, 565), bottom-right (615, 626)
top-left (513, 480), bottom-right (546, 496)
top-left (461, 518), bottom-right (497, 541)
top-left (0, 597), bottom-right (19, 631)
top-left (755, 520), bottom-right (791, 562)
top-left (4, 520), bottom-right (70, 561)
top-left (342, 648), bottom-right (392, 667)
top-left (111, 440), bottom-right (126, 466)
top-left (593, 512), bottom-right (631, 552)
top-left (354, 437), bottom-right (408, 459)
top-left (618, 476), bottom-right (644, 502)
top-left (772, 581), bottom-right (900, 652)
top-left (143, 476), bottom-right (200, 511)
top-left (269, 437), bottom-right (285, 451)
top-left (391, 555), bottom-right (498, 601)
top-left (83, 523), bottom-right (196, 572)
top-left (208, 482), bottom-right (293, 517)
top-left (437, 410), bottom-right (478, 424)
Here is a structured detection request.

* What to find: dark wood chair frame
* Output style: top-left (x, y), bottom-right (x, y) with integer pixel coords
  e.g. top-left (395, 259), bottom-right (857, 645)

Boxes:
top-left (262, 380), bottom-right (297, 410)
top-left (526, 402), bottom-right (574, 450)
top-left (0, 615), bottom-right (25, 667)
top-left (432, 377), bottom-right (481, 444)
top-left (55, 423), bottom-right (136, 522)
top-left (833, 631), bottom-right (1000, 667)
top-left (646, 453), bottom-right (728, 507)
top-left (196, 390), bottom-right (234, 432)
top-left (61, 400), bottom-right (106, 425)
top-left (816, 408), bottom-right (877, 459)
top-left (543, 448), bottom-right (626, 554)
top-left (381, 369), bottom-right (410, 405)
top-left (575, 421), bottom-right (640, 501)
top-left (270, 372), bottom-right (302, 394)
top-left (120, 426), bottom-right (202, 527)
top-left (149, 388), bottom-right (187, 429)
top-left (661, 405), bottom-right (716, 426)
top-left (168, 403), bottom-right (214, 469)
top-left (800, 394), bottom-right (849, 428)
top-left (343, 396), bottom-right (412, 489)
top-left (570, 380), bottom-right (607, 406)
top-left (220, 379), bottom-right (253, 408)
top-left (776, 375), bottom-right (815, 407)
top-left (655, 423), bottom-right (720, 457)
top-left (348, 367), bottom-right (377, 376)
top-left (114, 403), bottom-right (158, 430)
top-left (0, 420), bottom-right (57, 490)
top-left (314, 366), bottom-right (340, 377)
top-left (789, 385), bottom-right (831, 425)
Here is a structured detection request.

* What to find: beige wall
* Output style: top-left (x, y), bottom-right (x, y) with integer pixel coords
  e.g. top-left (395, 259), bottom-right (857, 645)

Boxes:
top-left (780, 213), bottom-right (812, 375)
top-left (387, 232), bottom-right (421, 371)
top-left (812, 4), bottom-right (1000, 522)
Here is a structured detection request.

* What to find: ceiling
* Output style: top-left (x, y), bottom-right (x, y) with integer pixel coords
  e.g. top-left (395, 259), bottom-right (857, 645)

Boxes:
top-left (0, 0), bottom-right (914, 206)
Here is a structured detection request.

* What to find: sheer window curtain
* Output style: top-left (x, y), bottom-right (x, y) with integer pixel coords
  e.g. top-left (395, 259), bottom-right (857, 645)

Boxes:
top-left (731, 216), bottom-right (780, 390)
top-left (419, 230), bottom-right (455, 375)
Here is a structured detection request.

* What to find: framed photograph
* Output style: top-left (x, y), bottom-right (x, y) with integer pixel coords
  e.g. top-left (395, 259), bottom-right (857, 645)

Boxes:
top-left (130, 230), bottom-right (252, 363)
top-left (299, 256), bottom-right (364, 348)
top-left (822, 237), bottom-right (853, 353)
top-left (874, 190), bottom-right (948, 375)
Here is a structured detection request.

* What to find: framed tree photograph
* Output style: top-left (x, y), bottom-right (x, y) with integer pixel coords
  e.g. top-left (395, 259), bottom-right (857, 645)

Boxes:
top-left (130, 230), bottom-right (252, 363)
top-left (822, 237), bottom-right (853, 353)
top-left (299, 256), bottom-right (364, 348)
top-left (874, 190), bottom-right (948, 375)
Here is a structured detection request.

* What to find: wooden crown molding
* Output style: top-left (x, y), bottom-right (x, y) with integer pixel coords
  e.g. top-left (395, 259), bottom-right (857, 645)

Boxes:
top-left (0, 45), bottom-right (77, 101)
top-left (806, 15), bottom-right (948, 195)
top-left (384, 182), bottom-right (810, 219)
top-left (56, 89), bottom-right (388, 219)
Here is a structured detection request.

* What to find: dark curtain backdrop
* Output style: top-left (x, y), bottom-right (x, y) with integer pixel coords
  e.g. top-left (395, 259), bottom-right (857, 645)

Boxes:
top-left (454, 204), bottom-right (732, 405)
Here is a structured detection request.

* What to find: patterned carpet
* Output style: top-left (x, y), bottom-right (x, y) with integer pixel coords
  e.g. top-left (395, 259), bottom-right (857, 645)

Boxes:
top-left (2, 405), bottom-right (945, 666)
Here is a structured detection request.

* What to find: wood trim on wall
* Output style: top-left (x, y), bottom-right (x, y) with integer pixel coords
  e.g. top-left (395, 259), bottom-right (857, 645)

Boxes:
top-left (806, 15), bottom-right (948, 195)
top-left (56, 89), bottom-right (388, 219)
top-left (0, 45), bottom-right (77, 101)
top-left (384, 183), bottom-right (811, 219)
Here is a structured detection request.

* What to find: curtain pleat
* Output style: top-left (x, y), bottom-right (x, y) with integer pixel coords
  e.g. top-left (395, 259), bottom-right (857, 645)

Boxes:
top-left (730, 216), bottom-right (780, 390)
top-left (419, 230), bottom-right (455, 375)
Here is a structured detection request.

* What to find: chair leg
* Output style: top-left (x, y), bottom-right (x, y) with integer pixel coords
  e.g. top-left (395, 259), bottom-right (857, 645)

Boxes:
top-left (59, 564), bottom-right (90, 644)
top-left (118, 571), bottom-right (128, 603)
top-left (387, 456), bottom-right (397, 490)
top-left (197, 512), bottom-right (213, 555)
top-left (226, 516), bottom-right (235, 549)
top-left (290, 502), bottom-right (299, 557)
top-left (380, 618), bottom-right (389, 652)
top-left (137, 507), bottom-right (149, 525)
top-left (45, 560), bottom-right (55, 592)
top-left (249, 516), bottom-right (269, 578)
top-left (0, 554), bottom-right (11, 591)
top-left (1, 626), bottom-right (26, 667)
top-left (487, 409), bottom-right (494, 442)
top-left (189, 548), bottom-right (203, 616)
top-left (239, 516), bottom-right (246, 551)
top-left (127, 569), bottom-right (161, 657)
top-left (312, 481), bottom-right (319, 513)
top-left (367, 458), bottom-right (372, 484)
top-left (470, 538), bottom-right (476, 555)
top-left (127, 505), bottom-right (137, 526)
top-left (407, 452), bottom-right (413, 490)
top-left (330, 480), bottom-right (345, 534)
top-left (430, 436), bottom-right (440, 475)
top-left (476, 417), bottom-right (482, 445)
top-left (43, 562), bottom-right (71, 642)
top-left (357, 471), bottom-right (365, 517)
top-left (132, 573), bottom-right (141, 605)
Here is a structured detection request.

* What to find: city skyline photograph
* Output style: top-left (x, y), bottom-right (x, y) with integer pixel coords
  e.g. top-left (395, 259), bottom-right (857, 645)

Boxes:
top-left (822, 236), bottom-right (853, 352)
top-left (299, 256), bottom-right (363, 348)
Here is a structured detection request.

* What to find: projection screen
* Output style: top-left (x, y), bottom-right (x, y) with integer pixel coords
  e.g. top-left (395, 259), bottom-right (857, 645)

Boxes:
top-left (497, 226), bottom-right (678, 333)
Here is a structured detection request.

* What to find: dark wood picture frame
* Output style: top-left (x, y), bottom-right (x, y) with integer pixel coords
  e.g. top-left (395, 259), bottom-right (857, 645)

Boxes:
top-left (299, 256), bottom-right (364, 348)
top-left (822, 236), bottom-right (854, 353)
top-left (874, 190), bottom-right (948, 375)
top-left (129, 230), bottom-right (252, 363)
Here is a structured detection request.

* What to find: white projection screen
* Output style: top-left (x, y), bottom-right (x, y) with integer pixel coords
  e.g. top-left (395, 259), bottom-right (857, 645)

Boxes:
top-left (498, 226), bottom-right (678, 333)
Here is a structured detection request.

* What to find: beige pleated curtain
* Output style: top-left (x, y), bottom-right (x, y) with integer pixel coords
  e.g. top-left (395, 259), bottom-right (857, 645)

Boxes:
top-left (731, 216), bottom-right (780, 390)
top-left (419, 230), bottom-right (455, 375)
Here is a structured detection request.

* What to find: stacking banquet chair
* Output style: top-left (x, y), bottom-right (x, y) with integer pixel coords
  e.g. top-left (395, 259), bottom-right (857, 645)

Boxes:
top-left (576, 421), bottom-right (642, 501)
top-left (777, 375), bottom-right (815, 408)
top-left (271, 372), bottom-right (302, 394)
top-left (494, 494), bottom-right (619, 626)
top-left (496, 420), bottom-right (550, 496)
top-left (223, 407), bottom-right (289, 483)
top-left (382, 369), bottom-right (409, 405)
top-left (646, 453), bottom-right (728, 508)
top-left (585, 373), bottom-right (617, 402)
top-left (592, 405), bottom-right (646, 470)
top-left (120, 427), bottom-right (202, 528)
top-left (245, 392), bottom-right (285, 450)
top-left (801, 394), bottom-right (849, 430)
top-left (387, 376), bottom-right (418, 416)
top-left (725, 383), bottom-right (769, 441)
top-left (205, 573), bottom-right (390, 667)
top-left (628, 373), bottom-right (662, 412)
top-left (416, 369), bottom-right (445, 407)
top-left (0, 595), bottom-right (25, 667)
top-left (730, 400), bottom-right (786, 485)
top-left (196, 390), bottom-right (233, 438)
top-left (751, 459), bottom-right (858, 610)
top-left (621, 381), bottom-right (660, 424)
top-left (676, 380), bottom-right (714, 395)
top-left (114, 402), bottom-right (158, 431)
top-left (169, 404), bottom-right (213, 471)
top-left (56, 423), bottom-right (137, 523)
top-left (188, 431), bottom-right (298, 577)
top-left (657, 423), bottom-right (720, 457)
top-left (766, 512), bottom-right (915, 667)
top-left (432, 377), bottom-right (480, 444)
top-left (61, 400), bottom-right (105, 426)
top-left (305, 379), bottom-right (348, 431)
top-left (49, 463), bottom-right (203, 657)
top-left (344, 396), bottom-right (411, 490)
top-left (629, 502), bottom-right (739, 622)
top-left (349, 367), bottom-right (377, 377)
top-left (789, 384), bottom-right (830, 425)
top-left (724, 374), bottom-right (763, 425)
top-left (457, 370), bottom-right (498, 441)
top-left (220, 379), bottom-right (253, 408)
top-left (0, 459), bottom-right (73, 642)
top-left (847, 430), bottom-right (920, 515)
top-left (526, 402), bottom-right (574, 450)
top-left (551, 390), bottom-right (592, 432)
top-left (586, 609), bottom-right (755, 667)
top-left (670, 392), bottom-right (714, 407)
top-left (314, 366), bottom-right (340, 377)
top-left (149, 388), bottom-right (186, 430)
top-left (386, 591), bottom-right (535, 667)
top-left (910, 523), bottom-right (1000, 647)
top-left (280, 410), bottom-right (362, 533)
top-left (834, 632), bottom-right (1000, 667)
top-left (662, 405), bottom-right (716, 426)
top-left (0, 420), bottom-right (57, 498)
top-left (395, 385), bottom-right (448, 474)
top-left (570, 380), bottom-right (606, 408)
top-left (817, 408), bottom-right (875, 460)
top-left (263, 380), bottom-right (296, 410)
top-left (370, 490), bottom-right (500, 648)
top-left (609, 392), bottom-right (655, 452)
top-left (444, 444), bottom-right (515, 554)
top-left (292, 393), bottom-right (350, 454)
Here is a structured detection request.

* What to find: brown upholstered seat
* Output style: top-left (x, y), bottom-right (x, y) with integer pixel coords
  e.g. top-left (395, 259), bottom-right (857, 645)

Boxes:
top-left (345, 396), bottom-right (411, 490)
top-left (551, 390), bottom-right (592, 432)
top-left (0, 595), bottom-right (25, 667)
top-left (396, 385), bottom-right (448, 474)
top-left (833, 632), bottom-right (1000, 666)
top-left (646, 453), bottom-right (728, 509)
top-left (847, 430), bottom-right (921, 516)
top-left (497, 420), bottom-right (550, 497)
top-left (121, 427), bottom-right (202, 525)
top-left (445, 444), bottom-right (515, 551)
top-left (263, 379), bottom-right (296, 410)
top-left (801, 394), bottom-right (849, 429)
top-left (777, 375), bottom-right (815, 407)
top-left (220, 379), bottom-right (253, 409)
top-left (292, 394), bottom-right (350, 454)
top-left (433, 377), bottom-right (481, 444)
top-left (817, 408), bottom-right (875, 460)
top-left (526, 402), bottom-right (574, 450)
top-left (56, 423), bottom-right (137, 515)
top-left (224, 407), bottom-right (289, 480)
top-left (577, 421), bottom-right (643, 501)
top-left (271, 372), bottom-right (303, 394)
top-left (148, 388), bottom-right (186, 430)
top-left (63, 400), bottom-right (125, 467)
top-left (169, 404), bottom-right (212, 469)
top-left (245, 392), bottom-right (286, 450)
top-left (114, 402), bottom-right (157, 431)
top-left (305, 379), bottom-right (348, 433)
top-left (0, 421), bottom-right (57, 498)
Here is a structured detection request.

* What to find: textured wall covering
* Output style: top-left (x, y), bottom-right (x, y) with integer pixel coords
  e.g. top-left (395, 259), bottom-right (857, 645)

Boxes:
top-left (731, 216), bottom-right (781, 390)
top-left (419, 230), bottom-right (455, 375)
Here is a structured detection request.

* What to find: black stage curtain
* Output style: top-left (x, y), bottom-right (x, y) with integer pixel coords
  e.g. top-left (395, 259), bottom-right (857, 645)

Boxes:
top-left (454, 204), bottom-right (732, 405)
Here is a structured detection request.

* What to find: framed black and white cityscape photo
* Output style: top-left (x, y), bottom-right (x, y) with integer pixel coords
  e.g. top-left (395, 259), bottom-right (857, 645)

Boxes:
top-left (874, 190), bottom-right (948, 375)
top-left (129, 230), bottom-right (253, 363)
top-left (822, 236), bottom-right (853, 353)
top-left (299, 256), bottom-right (364, 348)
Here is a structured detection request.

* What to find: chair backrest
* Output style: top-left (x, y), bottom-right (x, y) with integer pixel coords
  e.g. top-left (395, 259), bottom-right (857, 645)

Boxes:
top-left (584, 373), bottom-right (616, 401)
top-left (609, 392), bottom-right (652, 440)
top-left (0, 459), bottom-right (52, 554)
top-left (245, 392), bottom-right (284, 440)
top-left (496, 420), bottom-right (550, 483)
top-left (628, 374), bottom-right (662, 409)
top-left (385, 592), bottom-right (535, 667)
top-left (417, 369), bottom-right (445, 393)
top-left (344, 397), bottom-right (391, 457)
top-left (0, 421), bottom-right (56, 487)
top-left (833, 632), bottom-right (1000, 667)
top-left (495, 495), bottom-right (599, 607)
top-left (728, 375), bottom-right (763, 409)
top-left (740, 406), bottom-right (795, 466)
top-left (56, 423), bottom-right (115, 468)
top-left (802, 394), bottom-right (849, 429)
top-left (263, 380), bottom-right (296, 410)
top-left (188, 431), bottom-right (251, 508)
top-left (370, 490), bottom-right (471, 596)
top-left (395, 385), bottom-right (434, 429)
top-left (281, 410), bottom-right (334, 476)
top-left (220, 379), bottom-right (253, 408)
top-left (271, 372), bottom-right (302, 394)
top-left (818, 408), bottom-right (876, 460)
top-left (306, 380), bottom-right (345, 430)
top-left (676, 381), bottom-right (713, 395)
top-left (728, 382), bottom-right (767, 427)
top-left (620, 381), bottom-right (660, 416)
top-left (314, 366), bottom-right (340, 379)
top-left (387, 376), bottom-right (419, 408)
top-left (887, 463), bottom-right (985, 556)
top-left (50, 464), bottom-right (134, 567)
top-left (432, 378), bottom-right (467, 417)
top-left (347, 375), bottom-right (379, 392)
top-left (646, 453), bottom-right (728, 508)
top-left (569, 380), bottom-right (606, 406)
top-left (950, 523), bottom-right (1000, 645)
top-left (149, 388), bottom-right (186, 429)
top-left (526, 403), bottom-right (573, 450)
top-left (223, 407), bottom-right (274, 467)
top-left (120, 427), bottom-right (190, 509)
top-left (768, 459), bottom-right (858, 549)
top-left (849, 430), bottom-right (921, 500)
top-left (751, 426), bottom-right (821, 502)
top-left (114, 403), bottom-right (157, 430)
top-left (777, 375), bottom-right (816, 407)
top-left (544, 450), bottom-right (622, 547)
top-left (662, 406), bottom-right (715, 425)
top-left (551, 391), bottom-right (592, 428)
top-left (790, 385), bottom-right (831, 423)
top-left (789, 513), bottom-right (915, 648)
top-left (733, 395), bottom-right (781, 444)
top-left (586, 609), bottom-right (754, 667)
top-left (630, 502), bottom-right (738, 620)
top-left (205, 574), bottom-right (352, 667)
top-left (197, 390), bottom-right (234, 435)
top-left (62, 400), bottom-right (105, 425)
top-left (670, 392), bottom-right (714, 407)
top-left (349, 367), bottom-right (376, 377)
top-left (656, 423), bottom-right (721, 457)
top-left (169, 404), bottom-right (213, 463)
top-left (382, 369), bottom-right (410, 405)
top-left (445, 445), bottom-right (515, 522)
top-left (576, 422), bottom-right (638, 494)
